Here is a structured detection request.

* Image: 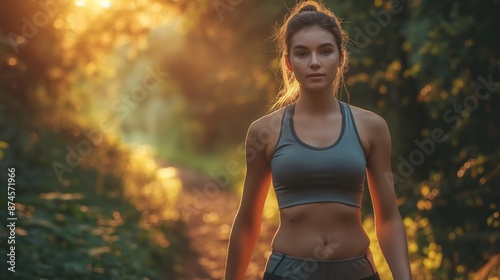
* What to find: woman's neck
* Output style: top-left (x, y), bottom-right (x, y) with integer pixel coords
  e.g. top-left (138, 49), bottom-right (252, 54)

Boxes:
top-left (295, 87), bottom-right (339, 115)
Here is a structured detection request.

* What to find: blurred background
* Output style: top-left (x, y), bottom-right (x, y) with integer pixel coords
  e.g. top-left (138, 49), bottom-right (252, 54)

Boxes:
top-left (0, 0), bottom-right (499, 279)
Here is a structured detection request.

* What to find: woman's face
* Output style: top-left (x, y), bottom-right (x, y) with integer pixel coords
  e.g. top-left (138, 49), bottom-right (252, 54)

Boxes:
top-left (287, 25), bottom-right (342, 92)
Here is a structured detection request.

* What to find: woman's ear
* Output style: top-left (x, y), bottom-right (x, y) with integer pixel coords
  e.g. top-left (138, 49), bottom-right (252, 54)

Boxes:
top-left (285, 55), bottom-right (293, 72)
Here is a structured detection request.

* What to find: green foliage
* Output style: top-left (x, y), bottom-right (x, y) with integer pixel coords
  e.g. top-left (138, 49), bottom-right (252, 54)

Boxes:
top-left (400, 1), bottom-right (500, 278)
top-left (0, 121), bottom-right (181, 279)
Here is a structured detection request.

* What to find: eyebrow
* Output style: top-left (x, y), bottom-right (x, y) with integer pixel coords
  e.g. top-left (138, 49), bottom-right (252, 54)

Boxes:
top-left (293, 43), bottom-right (336, 50)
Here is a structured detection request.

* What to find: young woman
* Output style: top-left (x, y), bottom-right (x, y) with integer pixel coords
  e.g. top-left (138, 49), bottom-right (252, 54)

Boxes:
top-left (224, 1), bottom-right (411, 279)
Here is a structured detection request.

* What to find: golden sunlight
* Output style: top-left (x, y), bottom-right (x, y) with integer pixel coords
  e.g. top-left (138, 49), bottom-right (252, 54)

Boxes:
top-left (67, 0), bottom-right (116, 39)
top-left (74, 0), bottom-right (112, 10)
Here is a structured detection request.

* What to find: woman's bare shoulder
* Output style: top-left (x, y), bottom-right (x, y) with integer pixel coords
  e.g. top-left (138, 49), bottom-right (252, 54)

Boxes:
top-left (248, 106), bottom-right (287, 136)
top-left (348, 104), bottom-right (388, 131)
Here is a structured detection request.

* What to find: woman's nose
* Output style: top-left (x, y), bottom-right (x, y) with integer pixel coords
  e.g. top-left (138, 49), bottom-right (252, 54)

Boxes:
top-left (309, 53), bottom-right (320, 68)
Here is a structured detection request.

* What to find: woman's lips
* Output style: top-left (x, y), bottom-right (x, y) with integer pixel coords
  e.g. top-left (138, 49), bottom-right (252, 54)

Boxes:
top-left (307, 73), bottom-right (325, 77)
top-left (307, 73), bottom-right (325, 80)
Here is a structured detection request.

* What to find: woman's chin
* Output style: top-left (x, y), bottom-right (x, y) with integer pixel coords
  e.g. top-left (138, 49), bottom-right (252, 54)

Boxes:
top-left (302, 84), bottom-right (331, 93)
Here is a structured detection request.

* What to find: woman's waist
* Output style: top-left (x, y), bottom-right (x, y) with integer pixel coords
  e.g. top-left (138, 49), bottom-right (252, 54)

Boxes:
top-left (272, 218), bottom-right (370, 259)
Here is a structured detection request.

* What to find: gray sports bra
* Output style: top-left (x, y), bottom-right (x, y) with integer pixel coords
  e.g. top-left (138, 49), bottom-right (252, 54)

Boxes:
top-left (270, 101), bottom-right (367, 209)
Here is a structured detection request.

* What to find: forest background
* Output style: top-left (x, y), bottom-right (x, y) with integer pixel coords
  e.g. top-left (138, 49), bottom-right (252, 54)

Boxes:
top-left (0, 0), bottom-right (499, 279)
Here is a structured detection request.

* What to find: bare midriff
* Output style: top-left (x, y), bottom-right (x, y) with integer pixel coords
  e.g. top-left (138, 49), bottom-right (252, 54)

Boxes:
top-left (271, 202), bottom-right (370, 260)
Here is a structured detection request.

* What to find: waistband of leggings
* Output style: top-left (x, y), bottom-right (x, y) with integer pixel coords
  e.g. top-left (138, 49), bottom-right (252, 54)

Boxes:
top-left (269, 247), bottom-right (373, 264)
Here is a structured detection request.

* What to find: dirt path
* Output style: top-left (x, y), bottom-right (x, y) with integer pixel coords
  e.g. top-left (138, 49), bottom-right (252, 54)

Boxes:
top-left (174, 168), bottom-right (277, 280)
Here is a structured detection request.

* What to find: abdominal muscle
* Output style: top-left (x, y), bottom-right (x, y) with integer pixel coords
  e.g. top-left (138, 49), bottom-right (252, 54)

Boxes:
top-left (271, 202), bottom-right (370, 260)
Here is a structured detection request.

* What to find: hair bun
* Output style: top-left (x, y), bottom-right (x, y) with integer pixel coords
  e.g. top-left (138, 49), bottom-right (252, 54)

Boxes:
top-left (299, 4), bottom-right (318, 13)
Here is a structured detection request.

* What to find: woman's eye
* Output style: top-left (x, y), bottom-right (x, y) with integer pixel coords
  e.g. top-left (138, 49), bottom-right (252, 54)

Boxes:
top-left (320, 49), bottom-right (333, 55)
top-left (295, 52), bottom-right (307, 58)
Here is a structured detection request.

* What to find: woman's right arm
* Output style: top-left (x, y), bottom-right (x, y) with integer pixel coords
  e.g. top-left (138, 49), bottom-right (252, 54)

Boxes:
top-left (224, 120), bottom-right (273, 280)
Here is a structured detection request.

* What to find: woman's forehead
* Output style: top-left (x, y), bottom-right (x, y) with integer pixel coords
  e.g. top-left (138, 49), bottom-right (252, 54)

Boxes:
top-left (289, 26), bottom-right (337, 49)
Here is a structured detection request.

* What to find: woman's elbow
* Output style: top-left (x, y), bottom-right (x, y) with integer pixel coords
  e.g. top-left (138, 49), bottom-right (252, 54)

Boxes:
top-left (232, 210), bottom-right (262, 232)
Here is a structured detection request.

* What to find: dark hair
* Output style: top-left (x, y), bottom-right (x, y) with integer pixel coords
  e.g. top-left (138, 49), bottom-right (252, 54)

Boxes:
top-left (270, 1), bottom-right (349, 111)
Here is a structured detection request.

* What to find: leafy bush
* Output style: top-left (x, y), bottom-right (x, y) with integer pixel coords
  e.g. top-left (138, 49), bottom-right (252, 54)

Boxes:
top-left (0, 105), bottom-right (184, 279)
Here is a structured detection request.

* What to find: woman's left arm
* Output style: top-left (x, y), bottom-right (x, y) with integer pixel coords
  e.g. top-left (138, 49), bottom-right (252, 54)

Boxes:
top-left (365, 114), bottom-right (412, 280)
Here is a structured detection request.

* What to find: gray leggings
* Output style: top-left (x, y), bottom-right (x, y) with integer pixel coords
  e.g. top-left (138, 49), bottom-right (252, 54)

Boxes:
top-left (263, 249), bottom-right (379, 280)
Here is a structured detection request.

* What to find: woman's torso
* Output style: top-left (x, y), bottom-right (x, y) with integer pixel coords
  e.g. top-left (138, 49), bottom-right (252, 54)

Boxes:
top-left (264, 101), bottom-right (371, 260)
